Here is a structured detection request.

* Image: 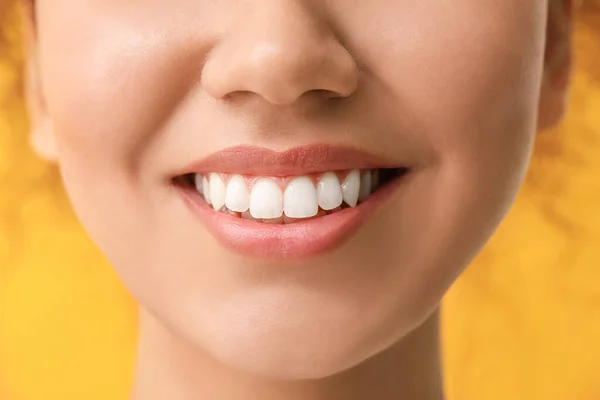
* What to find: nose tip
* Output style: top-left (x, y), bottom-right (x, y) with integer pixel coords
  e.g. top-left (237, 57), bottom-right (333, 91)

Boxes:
top-left (201, 9), bottom-right (359, 106)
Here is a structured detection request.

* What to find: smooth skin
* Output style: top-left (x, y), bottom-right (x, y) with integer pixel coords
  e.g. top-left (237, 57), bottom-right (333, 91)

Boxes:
top-left (21, 0), bottom-right (573, 399)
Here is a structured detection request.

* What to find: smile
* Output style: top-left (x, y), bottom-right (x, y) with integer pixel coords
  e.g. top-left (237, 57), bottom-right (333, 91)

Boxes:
top-left (173, 145), bottom-right (409, 259)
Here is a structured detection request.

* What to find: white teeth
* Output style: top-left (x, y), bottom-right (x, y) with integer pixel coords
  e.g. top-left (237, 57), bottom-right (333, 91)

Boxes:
top-left (194, 174), bottom-right (204, 194)
top-left (358, 170), bottom-right (372, 202)
top-left (202, 175), bottom-right (212, 205)
top-left (341, 169), bottom-right (360, 207)
top-left (284, 176), bottom-right (319, 218)
top-left (209, 173), bottom-right (226, 211)
top-left (250, 178), bottom-right (283, 219)
top-left (225, 174), bottom-right (250, 212)
top-left (198, 168), bottom-right (381, 218)
top-left (317, 172), bottom-right (343, 211)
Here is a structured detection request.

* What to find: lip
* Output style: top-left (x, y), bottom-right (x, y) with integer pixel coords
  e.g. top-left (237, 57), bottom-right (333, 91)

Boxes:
top-left (174, 144), bottom-right (401, 177)
top-left (173, 144), bottom-right (407, 260)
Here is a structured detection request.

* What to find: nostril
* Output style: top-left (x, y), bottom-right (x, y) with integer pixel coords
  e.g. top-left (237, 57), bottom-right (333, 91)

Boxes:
top-left (313, 89), bottom-right (347, 99)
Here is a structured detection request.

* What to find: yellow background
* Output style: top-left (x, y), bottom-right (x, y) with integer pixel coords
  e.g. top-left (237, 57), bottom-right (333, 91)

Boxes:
top-left (1, 2), bottom-right (600, 399)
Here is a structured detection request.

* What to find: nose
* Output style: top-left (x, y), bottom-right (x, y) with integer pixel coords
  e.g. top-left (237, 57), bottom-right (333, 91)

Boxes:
top-left (201, 2), bottom-right (359, 106)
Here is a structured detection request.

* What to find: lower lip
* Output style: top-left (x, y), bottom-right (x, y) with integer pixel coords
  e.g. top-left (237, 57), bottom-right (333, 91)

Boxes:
top-left (175, 177), bottom-right (404, 260)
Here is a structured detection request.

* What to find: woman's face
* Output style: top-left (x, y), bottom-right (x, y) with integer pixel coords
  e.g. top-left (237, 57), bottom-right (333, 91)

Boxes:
top-left (33, 0), bottom-right (551, 378)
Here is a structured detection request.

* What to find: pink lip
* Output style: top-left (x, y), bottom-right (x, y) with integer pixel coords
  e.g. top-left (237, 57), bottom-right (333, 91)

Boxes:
top-left (173, 145), bottom-right (407, 260)
top-left (175, 144), bottom-right (400, 176)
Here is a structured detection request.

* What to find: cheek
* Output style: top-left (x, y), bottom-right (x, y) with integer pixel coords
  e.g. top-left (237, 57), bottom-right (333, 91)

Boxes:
top-left (36, 2), bottom-right (212, 169)
top-left (351, 1), bottom-right (547, 238)
top-left (33, 5), bottom-right (219, 288)
top-left (348, 0), bottom-right (546, 157)
top-left (332, 2), bottom-right (548, 301)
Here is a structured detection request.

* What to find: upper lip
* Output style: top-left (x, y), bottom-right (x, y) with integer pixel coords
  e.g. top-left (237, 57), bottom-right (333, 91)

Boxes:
top-left (175, 144), bottom-right (403, 177)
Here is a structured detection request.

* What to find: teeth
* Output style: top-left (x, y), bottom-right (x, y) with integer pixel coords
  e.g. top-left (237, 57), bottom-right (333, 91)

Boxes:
top-left (225, 174), bottom-right (250, 212)
top-left (194, 174), bottom-right (204, 194)
top-left (358, 170), bottom-right (372, 202)
top-left (209, 173), bottom-right (227, 211)
top-left (202, 175), bottom-right (212, 205)
top-left (284, 176), bottom-right (319, 218)
top-left (222, 207), bottom-right (241, 217)
top-left (250, 178), bottom-right (283, 219)
top-left (195, 168), bottom-right (383, 221)
top-left (341, 169), bottom-right (360, 207)
top-left (317, 172), bottom-right (343, 211)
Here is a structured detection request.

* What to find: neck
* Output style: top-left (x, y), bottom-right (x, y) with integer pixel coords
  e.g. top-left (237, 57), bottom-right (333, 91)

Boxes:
top-left (131, 309), bottom-right (444, 400)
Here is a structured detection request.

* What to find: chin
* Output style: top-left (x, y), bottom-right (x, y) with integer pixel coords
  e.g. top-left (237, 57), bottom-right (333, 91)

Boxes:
top-left (194, 323), bottom-right (391, 380)
top-left (161, 283), bottom-right (433, 381)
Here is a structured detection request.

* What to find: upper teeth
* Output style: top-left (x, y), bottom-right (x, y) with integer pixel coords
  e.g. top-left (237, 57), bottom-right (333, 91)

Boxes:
top-left (251, 178), bottom-right (285, 219)
top-left (209, 172), bottom-right (227, 211)
top-left (194, 169), bottom-right (376, 219)
top-left (341, 169), bottom-right (360, 207)
top-left (225, 175), bottom-right (250, 213)
top-left (317, 172), bottom-right (344, 211)
top-left (284, 176), bottom-right (319, 218)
